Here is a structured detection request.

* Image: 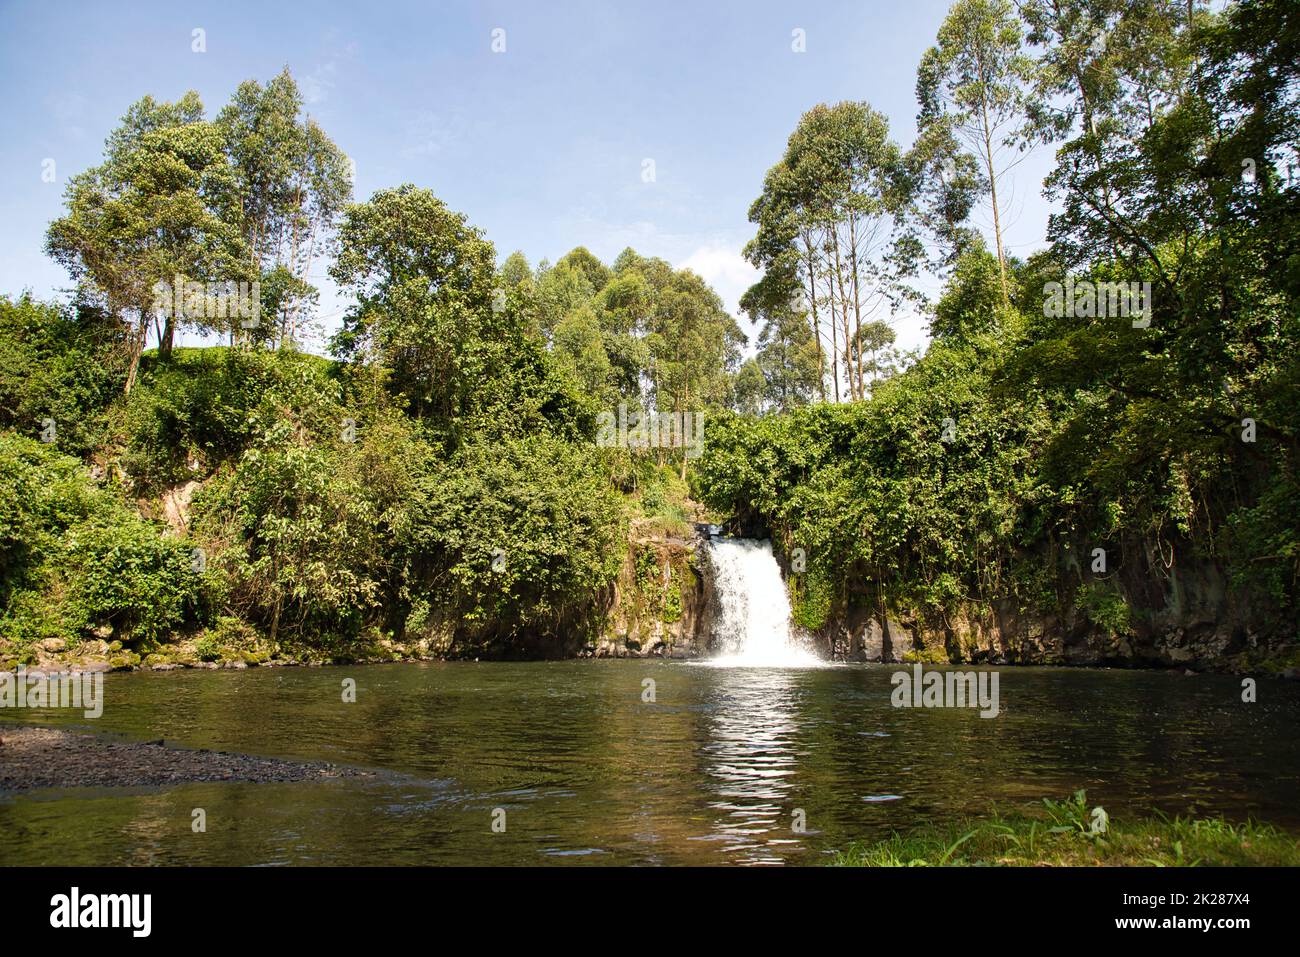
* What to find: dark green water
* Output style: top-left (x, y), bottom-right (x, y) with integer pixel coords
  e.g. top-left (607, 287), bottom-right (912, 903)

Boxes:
top-left (2, 661), bottom-right (1297, 865)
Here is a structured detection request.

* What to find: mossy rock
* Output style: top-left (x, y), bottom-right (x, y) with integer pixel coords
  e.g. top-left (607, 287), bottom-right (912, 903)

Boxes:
top-left (903, 647), bottom-right (950, 665)
top-left (108, 652), bottom-right (140, 671)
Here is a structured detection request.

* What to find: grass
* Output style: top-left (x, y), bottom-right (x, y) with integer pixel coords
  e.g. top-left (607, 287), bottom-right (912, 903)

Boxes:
top-left (832, 791), bottom-right (1300, 866)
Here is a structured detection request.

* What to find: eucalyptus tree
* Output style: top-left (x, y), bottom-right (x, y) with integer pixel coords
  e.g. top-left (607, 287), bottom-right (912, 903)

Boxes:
top-left (917, 0), bottom-right (1036, 302)
top-left (649, 268), bottom-right (745, 477)
top-left (217, 68), bottom-right (352, 347)
top-left (552, 302), bottom-right (617, 405)
top-left (745, 101), bottom-right (911, 402)
top-left (739, 269), bottom-right (822, 411)
top-left (534, 258), bottom-right (595, 341)
top-left (595, 262), bottom-right (655, 402)
top-left (821, 102), bottom-right (913, 400)
top-left (745, 160), bottom-right (828, 400)
top-left (850, 319), bottom-right (901, 392)
top-left (731, 359), bottom-right (767, 415)
top-left (900, 120), bottom-right (983, 273)
top-left (555, 246), bottom-right (612, 294)
top-left (499, 251), bottom-right (535, 294)
top-left (1021, 1), bottom-right (1208, 276)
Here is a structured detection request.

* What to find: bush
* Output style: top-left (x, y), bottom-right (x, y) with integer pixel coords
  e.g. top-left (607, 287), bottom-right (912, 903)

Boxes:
top-left (123, 346), bottom-right (345, 491)
top-left (0, 432), bottom-right (196, 648)
top-left (194, 634), bottom-right (221, 662)
top-left (406, 433), bottom-right (625, 645)
top-left (64, 520), bottom-right (197, 643)
top-left (0, 294), bottom-right (128, 457)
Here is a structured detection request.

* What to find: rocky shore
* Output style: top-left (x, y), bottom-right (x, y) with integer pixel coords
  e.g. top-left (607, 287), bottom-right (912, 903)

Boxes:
top-left (0, 725), bottom-right (369, 791)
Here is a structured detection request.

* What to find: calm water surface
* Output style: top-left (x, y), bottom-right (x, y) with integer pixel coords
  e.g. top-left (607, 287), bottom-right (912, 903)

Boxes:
top-left (2, 661), bottom-right (1298, 865)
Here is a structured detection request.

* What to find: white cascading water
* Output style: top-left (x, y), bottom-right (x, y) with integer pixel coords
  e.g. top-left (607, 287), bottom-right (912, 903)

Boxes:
top-left (704, 537), bottom-right (821, 667)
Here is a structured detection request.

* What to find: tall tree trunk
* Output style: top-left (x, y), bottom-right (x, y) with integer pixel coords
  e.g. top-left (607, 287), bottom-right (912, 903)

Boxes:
top-left (979, 90), bottom-right (1009, 303)
top-left (802, 238), bottom-right (827, 402)
top-left (822, 234), bottom-right (840, 403)
top-left (679, 382), bottom-right (689, 481)
top-left (827, 278), bottom-right (840, 403)
top-left (159, 314), bottom-right (175, 361)
top-left (124, 309), bottom-right (149, 395)
top-left (831, 231), bottom-right (856, 401)
top-left (848, 213), bottom-right (865, 399)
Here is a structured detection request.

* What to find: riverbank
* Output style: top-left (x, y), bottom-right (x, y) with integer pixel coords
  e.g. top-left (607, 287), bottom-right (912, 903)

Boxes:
top-left (7, 631), bottom-right (1300, 675)
top-left (832, 793), bottom-right (1300, 867)
top-left (0, 725), bottom-right (370, 791)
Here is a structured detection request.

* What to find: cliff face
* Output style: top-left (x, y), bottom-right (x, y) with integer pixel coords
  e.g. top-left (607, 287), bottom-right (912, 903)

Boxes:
top-left (587, 523), bottom-right (714, 658)
top-left (811, 552), bottom-right (1296, 673)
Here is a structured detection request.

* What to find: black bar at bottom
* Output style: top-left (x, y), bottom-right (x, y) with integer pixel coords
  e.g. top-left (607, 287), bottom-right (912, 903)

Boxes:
top-left (0, 865), bottom-right (1284, 943)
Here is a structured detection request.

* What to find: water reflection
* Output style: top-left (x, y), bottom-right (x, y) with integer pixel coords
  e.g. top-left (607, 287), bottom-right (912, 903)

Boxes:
top-left (697, 667), bottom-right (810, 864)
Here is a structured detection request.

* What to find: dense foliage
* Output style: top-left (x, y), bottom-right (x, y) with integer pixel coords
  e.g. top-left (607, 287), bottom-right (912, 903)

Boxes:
top-left (696, 0), bottom-right (1299, 661)
top-left (2, 62), bottom-right (728, 663)
top-left (2, 0), bottom-right (1295, 669)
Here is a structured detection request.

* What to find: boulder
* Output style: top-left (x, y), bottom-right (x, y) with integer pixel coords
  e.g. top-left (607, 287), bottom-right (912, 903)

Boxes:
top-left (884, 618), bottom-right (913, 663)
top-left (860, 618), bottom-right (885, 662)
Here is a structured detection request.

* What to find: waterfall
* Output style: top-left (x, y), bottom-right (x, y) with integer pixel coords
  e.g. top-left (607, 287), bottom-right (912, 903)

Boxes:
top-left (704, 537), bottom-right (821, 667)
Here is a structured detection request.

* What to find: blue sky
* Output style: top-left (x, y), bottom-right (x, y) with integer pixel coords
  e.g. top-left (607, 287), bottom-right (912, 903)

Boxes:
top-left (0, 0), bottom-right (1057, 353)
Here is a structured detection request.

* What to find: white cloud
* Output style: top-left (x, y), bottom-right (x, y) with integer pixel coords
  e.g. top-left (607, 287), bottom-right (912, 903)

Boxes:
top-left (300, 63), bottom-right (336, 105)
top-left (678, 243), bottom-right (759, 319)
top-left (45, 91), bottom-right (89, 141)
top-left (399, 110), bottom-right (466, 159)
top-left (300, 40), bottom-right (357, 104)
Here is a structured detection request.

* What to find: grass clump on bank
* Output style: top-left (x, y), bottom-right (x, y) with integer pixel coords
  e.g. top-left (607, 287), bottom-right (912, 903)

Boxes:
top-left (832, 792), bottom-right (1300, 867)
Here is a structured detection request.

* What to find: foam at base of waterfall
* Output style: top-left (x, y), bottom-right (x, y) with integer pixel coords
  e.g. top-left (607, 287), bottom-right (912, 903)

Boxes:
top-left (702, 537), bottom-right (823, 668)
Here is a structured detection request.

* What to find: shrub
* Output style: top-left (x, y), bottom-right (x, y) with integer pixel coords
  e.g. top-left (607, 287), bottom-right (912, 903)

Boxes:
top-left (0, 432), bottom-right (196, 648)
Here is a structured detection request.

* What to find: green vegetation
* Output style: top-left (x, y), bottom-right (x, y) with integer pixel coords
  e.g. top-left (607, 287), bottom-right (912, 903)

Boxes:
top-left (2, 0), bottom-right (1296, 670)
top-left (1, 64), bottom-right (735, 667)
top-left (0, 430), bottom-right (197, 653)
top-left (696, 0), bottom-right (1299, 665)
top-left (833, 792), bottom-right (1300, 866)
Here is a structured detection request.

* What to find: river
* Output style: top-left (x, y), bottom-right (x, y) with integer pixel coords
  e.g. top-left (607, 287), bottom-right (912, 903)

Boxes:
top-left (2, 660), bottom-right (1297, 865)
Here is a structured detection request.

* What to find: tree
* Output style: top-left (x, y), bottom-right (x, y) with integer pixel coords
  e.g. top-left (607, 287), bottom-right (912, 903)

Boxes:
top-left (929, 242), bottom-right (1008, 343)
top-left (644, 267), bottom-right (745, 477)
top-left (499, 251), bottom-right (535, 293)
top-left (329, 185), bottom-right (499, 420)
top-left (217, 68), bottom-right (352, 347)
top-left (555, 246), bottom-right (612, 294)
top-left (850, 319), bottom-right (902, 391)
top-left (553, 303), bottom-right (617, 404)
top-left (917, 0), bottom-right (1035, 301)
top-left (739, 271), bottom-right (821, 411)
top-left (745, 102), bottom-right (912, 403)
top-left (46, 103), bottom-right (251, 392)
top-left (534, 257), bottom-right (596, 340)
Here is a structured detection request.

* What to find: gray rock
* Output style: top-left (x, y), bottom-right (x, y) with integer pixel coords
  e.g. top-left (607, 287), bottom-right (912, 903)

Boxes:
top-left (884, 618), bottom-right (913, 663)
top-left (860, 619), bottom-right (884, 662)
